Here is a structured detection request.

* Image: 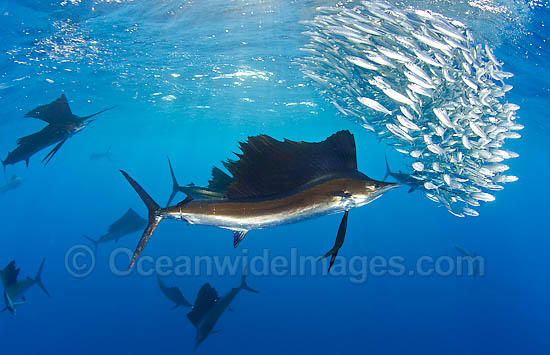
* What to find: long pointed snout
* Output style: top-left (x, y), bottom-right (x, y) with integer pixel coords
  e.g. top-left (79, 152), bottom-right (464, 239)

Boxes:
top-left (82, 105), bottom-right (117, 122)
top-left (368, 180), bottom-right (400, 201)
top-left (379, 181), bottom-right (400, 193)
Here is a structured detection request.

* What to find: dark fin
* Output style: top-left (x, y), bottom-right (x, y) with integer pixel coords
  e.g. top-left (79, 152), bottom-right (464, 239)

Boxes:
top-left (240, 271), bottom-right (259, 293)
top-left (2, 159), bottom-right (6, 172)
top-left (157, 274), bottom-right (167, 291)
top-left (233, 230), bottom-right (248, 248)
top-left (16, 134), bottom-right (32, 146)
top-left (19, 119), bottom-right (68, 147)
top-left (41, 138), bottom-right (67, 166)
top-left (25, 159), bottom-right (29, 168)
top-left (181, 186), bottom-right (225, 200)
top-left (24, 93), bottom-right (74, 124)
top-left (35, 258), bottom-right (50, 297)
top-left (319, 210), bottom-right (349, 271)
top-left (120, 170), bottom-right (164, 269)
top-left (187, 283), bottom-right (219, 328)
top-left (224, 130), bottom-right (358, 199)
top-left (208, 166), bottom-right (232, 191)
top-left (177, 195), bottom-right (193, 206)
top-left (16, 124), bottom-right (53, 146)
top-left (407, 187), bottom-right (415, 193)
top-left (166, 157), bottom-right (180, 207)
top-left (454, 245), bottom-right (470, 257)
top-left (384, 153), bottom-right (391, 180)
top-left (80, 105), bottom-right (116, 122)
top-left (2, 261), bottom-right (20, 286)
top-left (83, 235), bottom-right (99, 256)
top-left (108, 208), bottom-right (147, 234)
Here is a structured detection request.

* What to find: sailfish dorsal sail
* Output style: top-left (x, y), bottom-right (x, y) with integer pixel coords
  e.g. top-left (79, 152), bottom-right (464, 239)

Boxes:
top-left (187, 283), bottom-right (219, 328)
top-left (108, 208), bottom-right (144, 233)
top-left (23, 93), bottom-right (74, 125)
top-left (215, 130), bottom-right (357, 199)
top-left (1, 261), bottom-right (20, 286)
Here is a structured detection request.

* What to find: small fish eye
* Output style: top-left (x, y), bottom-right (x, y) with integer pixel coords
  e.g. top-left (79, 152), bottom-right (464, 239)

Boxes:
top-left (374, 183), bottom-right (380, 188)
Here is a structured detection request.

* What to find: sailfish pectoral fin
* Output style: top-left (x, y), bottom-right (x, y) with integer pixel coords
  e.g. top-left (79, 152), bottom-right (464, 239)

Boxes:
top-left (319, 210), bottom-right (349, 271)
top-left (41, 139), bottom-right (68, 166)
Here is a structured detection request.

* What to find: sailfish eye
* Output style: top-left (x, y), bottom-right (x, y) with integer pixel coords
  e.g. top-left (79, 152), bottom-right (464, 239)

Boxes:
top-left (374, 183), bottom-right (380, 188)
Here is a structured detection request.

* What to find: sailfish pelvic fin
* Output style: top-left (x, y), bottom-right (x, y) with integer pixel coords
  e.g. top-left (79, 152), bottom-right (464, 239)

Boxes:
top-left (233, 230), bottom-right (248, 248)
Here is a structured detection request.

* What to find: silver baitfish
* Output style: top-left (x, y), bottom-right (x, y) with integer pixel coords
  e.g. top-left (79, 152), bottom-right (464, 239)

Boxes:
top-left (297, 0), bottom-right (521, 216)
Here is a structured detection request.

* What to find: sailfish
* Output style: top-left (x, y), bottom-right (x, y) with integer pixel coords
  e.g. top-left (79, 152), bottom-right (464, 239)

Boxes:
top-left (121, 130), bottom-right (398, 270)
top-left (188, 272), bottom-right (258, 350)
top-left (84, 208), bottom-right (147, 255)
top-left (0, 259), bottom-right (49, 315)
top-left (2, 93), bottom-right (114, 168)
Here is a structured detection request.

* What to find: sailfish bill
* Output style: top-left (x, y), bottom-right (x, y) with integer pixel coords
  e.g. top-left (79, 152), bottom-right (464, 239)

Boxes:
top-left (121, 130), bottom-right (398, 269)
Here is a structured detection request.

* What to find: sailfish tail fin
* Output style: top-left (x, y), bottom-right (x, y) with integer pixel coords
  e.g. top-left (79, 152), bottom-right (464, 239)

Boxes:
top-left (383, 153), bottom-right (391, 181)
top-left (35, 258), bottom-right (50, 297)
top-left (239, 270), bottom-right (259, 294)
top-left (120, 170), bottom-right (165, 269)
top-left (166, 157), bottom-right (180, 207)
top-left (84, 235), bottom-right (99, 256)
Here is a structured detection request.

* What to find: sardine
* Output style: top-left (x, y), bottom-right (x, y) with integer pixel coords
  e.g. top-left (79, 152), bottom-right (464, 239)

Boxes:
top-left (357, 97), bottom-right (392, 115)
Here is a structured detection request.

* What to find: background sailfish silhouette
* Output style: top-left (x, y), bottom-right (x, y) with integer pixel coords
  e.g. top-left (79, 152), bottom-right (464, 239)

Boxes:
top-left (0, 259), bottom-right (50, 315)
top-left (2, 93), bottom-right (114, 168)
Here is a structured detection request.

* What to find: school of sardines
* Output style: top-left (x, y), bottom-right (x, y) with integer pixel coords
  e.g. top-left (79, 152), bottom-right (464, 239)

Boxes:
top-left (296, 0), bottom-right (522, 217)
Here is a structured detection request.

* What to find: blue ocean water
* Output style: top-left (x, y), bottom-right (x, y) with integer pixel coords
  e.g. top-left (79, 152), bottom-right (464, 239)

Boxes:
top-left (1, 0), bottom-right (549, 354)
